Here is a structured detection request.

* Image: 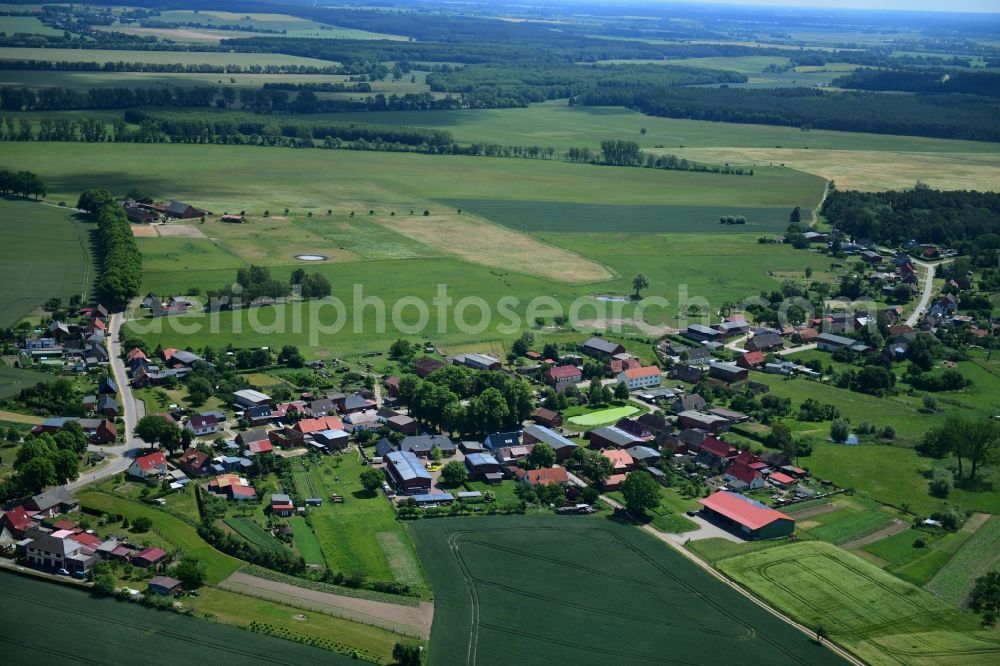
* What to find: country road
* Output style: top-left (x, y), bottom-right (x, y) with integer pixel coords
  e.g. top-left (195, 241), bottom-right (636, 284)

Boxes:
top-left (65, 312), bottom-right (146, 491)
top-left (905, 258), bottom-right (948, 328)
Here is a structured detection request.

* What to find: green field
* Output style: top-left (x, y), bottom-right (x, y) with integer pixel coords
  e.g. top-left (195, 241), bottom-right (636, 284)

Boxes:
top-left (78, 491), bottom-right (242, 584)
top-left (445, 200), bottom-right (795, 233)
top-left (0, 199), bottom-right (93, 326)
top-left (291, 455), bottom-right (427, 591)
top-left (289, 516), bottom-right (326, 565)
top-left (413, 516), bottom-right (845, 666)
top-left (566, 405), bottom-right (639, 426)
top-left (0, 366), bottom-right (56, 399)
top-left (0, 571), bottom-right (352, 665)
top-left (718, 541), bottom-right (1000, 666)
top-left (806, 507), bottom-right (896, 544)
top-left (225, 517), bottom-right (288, 554)
top-left (0, 15), bottom-right (63, 36)
top-left (331, 101), bottom-right (1000, 154)
top-left (926, 517), bottom-right (1000, 606)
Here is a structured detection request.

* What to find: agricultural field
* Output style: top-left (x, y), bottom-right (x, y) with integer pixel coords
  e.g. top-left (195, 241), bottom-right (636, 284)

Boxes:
top-left (718, 541), bottom-right (1000, 666)
top-left (926, 517), bottom-right (1000, 606)
top-left (0, 199), bottom-right (93, 327)
top-left (796, 497), bottom-right (899, 545)
top-left (290, 454), bottom-right (428, 592)
top-left (0, 16), bottom-right (63, 36)
top-left (0, 366), bottom-right (56, 399)
top-left (412, 515), bottom-right (845, 666)
top-left (0, 572), bottom-right (351, 665)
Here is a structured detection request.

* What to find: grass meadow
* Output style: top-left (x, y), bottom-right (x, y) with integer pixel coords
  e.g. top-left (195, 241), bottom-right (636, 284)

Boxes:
top-left (77, 491), bottom-right (242, 584)
top-left (0, 199), bottom-right (93, 326)
top-left (718, 541), bottom-right (1000, 666)
top-left (290, 455), bottom-right (428, 592)
top-left (412, 515), bottom-right (846, 666)
top-left (0, 366), bottom-right (56, 399)
top-left (0, 571), bottom-right (351, 665)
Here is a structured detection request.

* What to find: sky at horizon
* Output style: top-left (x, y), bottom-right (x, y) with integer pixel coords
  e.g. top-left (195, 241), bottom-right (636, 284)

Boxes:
top-left (677, 0), bottom-right (999, 13)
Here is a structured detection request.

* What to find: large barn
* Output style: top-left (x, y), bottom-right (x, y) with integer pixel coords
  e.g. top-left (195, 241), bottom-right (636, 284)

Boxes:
top-left (698, 491), bottom-right (795, 540)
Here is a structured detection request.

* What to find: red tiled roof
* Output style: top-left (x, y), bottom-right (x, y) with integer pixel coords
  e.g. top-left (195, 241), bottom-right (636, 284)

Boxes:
top-left (699, 436), bottom-right (735, 459)
top-left (272, 502), bottom-right (294, 510)
top-left (546, 365), bottom-right (581, 380)
top-left (69, 532), bottom-right (102, 548)
top-left (136, 547), bottom-right (167, 562)
top-left (699, 491), bottom-right (793, 531)
top-left (623, 366), bottom-right (661, 379)
top-left (230, 485), bottom-right (257, 498)
top-left (769, 472), bottom-right (795, 486)
top-left (248, 440), bottom-right (273, 454)
top-left (609, 358), bottom-right (641, 374)
top-left (725, 461), bottom-right (762, 485)
top-left (295, 415), bottom-right (344, 434)
top-left (2, 506), bottom-right (35, 533)
top-left (52, 519), bottom-right (78, 531)
top-left (733, 450), bottom-right (758, 466)
top-left (134, 451), bottom-right (167, 471)
top-left (524, 467), bottom-right (569, 485)
top-left (601, 449), bottom-right (633, 471)
top-left (740, 351), bottom-right (766, 366)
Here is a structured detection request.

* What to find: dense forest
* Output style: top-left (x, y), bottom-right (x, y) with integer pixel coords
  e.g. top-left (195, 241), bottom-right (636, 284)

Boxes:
top-left (833, 69), bottom-right (1000, 98)
top-left (822, 187), bottom-right (1000, 246)
top-left (574, 87), bottom-right (1000, 142)
top-left (425, 63), bottom-right (745, 107)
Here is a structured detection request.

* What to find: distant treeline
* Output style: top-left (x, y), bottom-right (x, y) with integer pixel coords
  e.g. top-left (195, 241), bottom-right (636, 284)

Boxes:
top-left (574, 87), bottom-right (1000, 142)
top-left (425, 63), bottom-right (746, 107)
top-left (261, 81), bottom-right (372, 93)
top-left (0, 59), bottom-right (343, 74)
top-left (0, 168), bottom-right (45, 199)
top-left (1, 85), bottom-right (218, 111)
top-left (566, 142), bottom-right (751, 176)
top-left (823, 187), bottom-right (1000, 246)
top-left (832, 69), bottom-right (1000, 98)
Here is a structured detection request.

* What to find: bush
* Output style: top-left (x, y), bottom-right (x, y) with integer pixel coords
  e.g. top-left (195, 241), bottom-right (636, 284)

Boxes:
top-left (913, 537), bottom-right (928, 548)
top-left (132, 516), bottom-right (153, 533)
top-left (929, 470), bottom-right (953, 498)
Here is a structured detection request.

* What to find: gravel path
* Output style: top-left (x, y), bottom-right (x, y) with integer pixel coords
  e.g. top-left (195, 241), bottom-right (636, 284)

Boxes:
top-left (221, 571), bottom-right (433, 639)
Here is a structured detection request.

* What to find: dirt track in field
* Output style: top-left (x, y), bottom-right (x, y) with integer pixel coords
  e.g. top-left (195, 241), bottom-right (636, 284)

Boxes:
top-left (220, 571), bottom-right (433, 638)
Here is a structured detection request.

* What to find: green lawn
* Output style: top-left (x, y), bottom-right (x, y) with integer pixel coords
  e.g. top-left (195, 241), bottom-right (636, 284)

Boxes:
top-left (412, 516), bottom-right (846, 666)
top-left (926, 517), bottom-right (1000, 606)
top-left (860, 528), bottom-right (927, 567)
top-left (224, 516), bottom-right (287, 553)
top-left (291, 455), bottom-right (428, 592)
top-left (803, 442), bottom-right (1000, 516)
top-left (290, 516), bottom-right (326, 566)
top-left (77, 491), bottom-right (242, 584)
top-left (718, 541), bottom-right (1000, 666)
top-left (0, 199), bottom-right (93, 326)
top-left (566, 405), bottom-right (639, 426)
top-left (0, 571), bottom-right (352, 665)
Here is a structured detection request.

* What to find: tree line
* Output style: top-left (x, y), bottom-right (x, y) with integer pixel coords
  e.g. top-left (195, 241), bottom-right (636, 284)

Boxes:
top-left (565, 141), bottom-right (751, 176)
top-left (833, 69), bottom-right (1000, 98)
top-left (0, 168), bottom-right (46, 199)
top-left (822, 186), bottom-right (1000, 246)
top-left (573, 86), bottom-right (1000, 143)
top-left (0, 59), bottom-right (343, 75)
top-left (79, 189), bottom-right (142, 310)
top-left (424, 63), bottom-right (745, 107)
top-left (1, 85), bottom-right (218, 111)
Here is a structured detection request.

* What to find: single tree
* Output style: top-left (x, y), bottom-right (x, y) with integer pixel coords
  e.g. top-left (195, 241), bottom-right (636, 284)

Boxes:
top-left (526, 443), bottom-right (555, 470)
top-left (613, 381), bottom-right (630, 402)
top-left (359, 467), bottom-right (384, 495)
top-left (830, 417), bottom-right (851, 444)
top-left (621, 472), bottom-right (660, 516)
top-left (632, 273), bottom-right (649, 298)
top-left (173, 555), bottom-right (207, 589)
top-left (970, 572), bottom-right (1000, 626)
top-left (132, 516), bottom-right (153, 533)
top-left (392, 642), bottom-right (422, 666)
top-left (440, 460), bottom-right (468, 486)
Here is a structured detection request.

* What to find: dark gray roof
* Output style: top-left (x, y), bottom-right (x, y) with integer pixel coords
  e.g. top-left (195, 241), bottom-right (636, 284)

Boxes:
top-left (590, 426), bottom-right (642, 448)
top-left (521, 424), bottom-right (577, 451)
top-left (387, 451), bottom-right (432, 482)
top-left (581, 336), bottom-right (624, 354)
top-left (626, 445), bottom-right (661, 462)
top-left (400, 434), bottom-right (455, 454)
top-left (484, 432), bottom-right (520, 450)
top-left (375, 438), bottom-right (395, 458)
